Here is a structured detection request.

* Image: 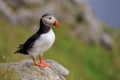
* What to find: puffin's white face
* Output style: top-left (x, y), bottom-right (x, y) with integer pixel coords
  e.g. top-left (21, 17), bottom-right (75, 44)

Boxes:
top-left (42, 15), bottom-right (56, 27)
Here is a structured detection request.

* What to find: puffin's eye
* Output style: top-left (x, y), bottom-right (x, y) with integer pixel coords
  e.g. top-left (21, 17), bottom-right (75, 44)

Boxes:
top-left (49, 17), bottom-right (52, 20)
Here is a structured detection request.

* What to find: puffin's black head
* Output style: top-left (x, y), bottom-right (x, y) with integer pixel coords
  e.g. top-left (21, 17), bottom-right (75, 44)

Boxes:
top-left (40, 13), bottom-right (60, 28)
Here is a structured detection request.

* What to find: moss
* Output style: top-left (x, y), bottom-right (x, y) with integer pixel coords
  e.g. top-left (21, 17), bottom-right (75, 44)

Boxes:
top-left (0, 67), bottom-right (19, 80)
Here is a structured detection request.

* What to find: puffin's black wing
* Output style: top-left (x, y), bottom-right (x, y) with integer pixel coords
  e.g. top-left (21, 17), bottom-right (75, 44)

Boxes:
top-left (15, 34), bottom-right (40, 55)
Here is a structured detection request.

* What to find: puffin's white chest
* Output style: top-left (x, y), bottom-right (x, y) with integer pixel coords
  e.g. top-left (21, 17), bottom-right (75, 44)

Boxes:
top-left (28, 29), bottom-right (55, 58)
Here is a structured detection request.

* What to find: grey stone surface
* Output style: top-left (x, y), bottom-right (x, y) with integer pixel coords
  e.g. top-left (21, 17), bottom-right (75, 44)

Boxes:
top-left (0, 59), bottom-right (69, 80)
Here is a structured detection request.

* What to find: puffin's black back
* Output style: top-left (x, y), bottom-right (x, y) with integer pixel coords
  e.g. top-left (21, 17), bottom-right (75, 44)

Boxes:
top-left (15, 34), bottom-right (40, 54)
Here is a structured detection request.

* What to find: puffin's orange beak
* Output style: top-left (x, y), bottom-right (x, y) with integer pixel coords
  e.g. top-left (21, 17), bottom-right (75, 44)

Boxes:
top-left (54, 19), bottom-right (60, 28)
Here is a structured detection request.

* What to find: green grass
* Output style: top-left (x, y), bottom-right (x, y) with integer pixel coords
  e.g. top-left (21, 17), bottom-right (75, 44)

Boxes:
top-left (0, 17), bottom-right (120, 80)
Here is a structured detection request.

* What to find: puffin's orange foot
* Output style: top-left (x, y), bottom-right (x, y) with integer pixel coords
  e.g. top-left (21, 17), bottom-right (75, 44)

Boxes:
top-left (35, 62), bottom-right (50, 67)
top-left (42, 62), bottom-right (50, 67)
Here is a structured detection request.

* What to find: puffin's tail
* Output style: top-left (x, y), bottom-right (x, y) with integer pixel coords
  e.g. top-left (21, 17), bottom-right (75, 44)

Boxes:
top-left (14, 49), bottom-right (19, 53)
top-left (14, 44), bottom-right (23, 53)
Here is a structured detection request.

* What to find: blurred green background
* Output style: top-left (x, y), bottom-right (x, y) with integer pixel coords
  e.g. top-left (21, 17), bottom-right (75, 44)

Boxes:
top-left (0, 0), bottom-right (120, 80)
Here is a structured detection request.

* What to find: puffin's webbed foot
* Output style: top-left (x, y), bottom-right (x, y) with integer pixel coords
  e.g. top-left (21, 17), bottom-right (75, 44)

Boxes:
top-left (37, 62), bottom-right (50, 67)
top-left (33, 56), bottom-right (50, 67)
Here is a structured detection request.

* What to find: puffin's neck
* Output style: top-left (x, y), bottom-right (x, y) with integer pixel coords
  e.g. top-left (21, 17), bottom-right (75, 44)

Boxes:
top-left (36, 19), bottom-right (51, 34)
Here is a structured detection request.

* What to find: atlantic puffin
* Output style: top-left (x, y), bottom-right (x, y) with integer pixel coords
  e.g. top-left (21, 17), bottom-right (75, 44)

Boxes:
top-left (15, 13), bottom-right (60, 67)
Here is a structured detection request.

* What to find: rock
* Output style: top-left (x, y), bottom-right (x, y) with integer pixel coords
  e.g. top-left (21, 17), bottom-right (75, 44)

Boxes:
top-left (101, 33), bottom-right (113, 49)
top-left (0, 59), bottom-right (69, 80)
top-left (0, 0), bottom-right (18, 25)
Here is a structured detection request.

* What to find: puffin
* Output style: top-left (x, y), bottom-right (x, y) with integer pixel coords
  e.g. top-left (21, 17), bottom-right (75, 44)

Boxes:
top-left (15, 13), bottom-right (60, 67)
